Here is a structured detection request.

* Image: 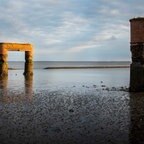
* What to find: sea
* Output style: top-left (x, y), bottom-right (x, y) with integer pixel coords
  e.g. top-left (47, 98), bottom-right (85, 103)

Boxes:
top-left (6, 61), bottom-right (130, 92)
top-left (8, 61), bottom-right (130, 69)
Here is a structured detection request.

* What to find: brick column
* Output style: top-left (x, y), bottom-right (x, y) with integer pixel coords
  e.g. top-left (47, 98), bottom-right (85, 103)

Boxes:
top-left (129, 18), bottom-right (144, 92)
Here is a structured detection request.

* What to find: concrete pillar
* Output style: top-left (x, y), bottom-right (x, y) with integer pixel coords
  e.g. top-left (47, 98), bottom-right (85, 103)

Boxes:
top-left (24, 51), bottom-right (33, 76)
top-left (0, 48), bottom-right (8, 77)
top-left (129, 18), bottom-right (144, 92)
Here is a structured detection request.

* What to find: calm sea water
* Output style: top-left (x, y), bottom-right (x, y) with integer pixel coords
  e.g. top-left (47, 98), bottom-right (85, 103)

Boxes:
top-left (5, 61), bottom-right (130, 92)
top-left (8, 61), bottom-right (130, 69)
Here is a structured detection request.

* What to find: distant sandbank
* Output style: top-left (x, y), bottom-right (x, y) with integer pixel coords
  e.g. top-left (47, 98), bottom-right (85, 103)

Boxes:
top-left (44, 65), bottom-right (130, 69)
top-left (8, 65), bottom-right (130, 70)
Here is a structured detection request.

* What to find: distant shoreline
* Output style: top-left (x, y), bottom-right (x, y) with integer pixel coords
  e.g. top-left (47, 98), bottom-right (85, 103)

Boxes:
top-left (8, 66), bottom-right (130, 70)
top-left (44, 66), bottom-right (130, 69)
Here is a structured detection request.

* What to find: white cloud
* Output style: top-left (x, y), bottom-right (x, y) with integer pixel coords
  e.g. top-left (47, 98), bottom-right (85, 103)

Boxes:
top-left (66, 21), bottom-right (129, 54)
top-left (46, 12), bottom-right (89, 39)
top-left (36, 12), bottom-right (91, 49)
top-left (67, 43), bottom-right (101, 53)
top-left (99, 6), bottom-right (121, 16)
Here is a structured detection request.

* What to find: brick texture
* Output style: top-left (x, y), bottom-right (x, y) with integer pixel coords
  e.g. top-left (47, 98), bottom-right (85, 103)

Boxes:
top-left (130, 18), bottom-right (144, 43)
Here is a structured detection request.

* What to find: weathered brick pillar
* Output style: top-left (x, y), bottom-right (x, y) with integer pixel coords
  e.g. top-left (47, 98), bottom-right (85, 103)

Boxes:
top-left (24, 51), bottom-right (33, 76)
top-left (129, 18), bottom-right (144, 92)
top-left (0, 47), bottom-right (8, 77)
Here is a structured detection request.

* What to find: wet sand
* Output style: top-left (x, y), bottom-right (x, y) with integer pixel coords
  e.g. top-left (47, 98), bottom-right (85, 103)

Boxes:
top-left (0, 86), bottom-right (130, 144)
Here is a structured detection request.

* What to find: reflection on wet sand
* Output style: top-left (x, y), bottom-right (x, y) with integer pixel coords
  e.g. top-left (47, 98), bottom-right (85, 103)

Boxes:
top-left (0, 74), bottom-right (33, 103)
top-left (129, 92), bottom-right (144, 144)
top-left (0, 63), bottom-right (33, 103)
top-left (24, 74), bottom-right (33, 101)
top-left (0, 76), bottom-right (8, 96)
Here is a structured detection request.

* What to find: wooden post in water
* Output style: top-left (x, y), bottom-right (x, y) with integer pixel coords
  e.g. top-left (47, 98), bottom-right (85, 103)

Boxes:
top-left (129, 17), bottom-right (144, 92)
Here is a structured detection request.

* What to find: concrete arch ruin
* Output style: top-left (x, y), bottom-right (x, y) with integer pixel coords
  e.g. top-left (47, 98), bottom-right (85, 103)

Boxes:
top-left (0, 43), bottom-right (33, 76)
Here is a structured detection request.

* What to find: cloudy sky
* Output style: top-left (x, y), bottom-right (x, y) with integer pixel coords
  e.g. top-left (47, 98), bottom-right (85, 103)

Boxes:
top-left (0, 0), bottom-right (143, 61)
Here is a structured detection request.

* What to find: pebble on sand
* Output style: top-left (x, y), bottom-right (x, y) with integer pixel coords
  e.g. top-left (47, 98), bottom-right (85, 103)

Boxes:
top-left (69, 109), bottom-right (74, 113)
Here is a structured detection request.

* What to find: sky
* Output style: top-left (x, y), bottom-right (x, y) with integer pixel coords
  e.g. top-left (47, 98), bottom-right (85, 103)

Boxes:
top-left (0, 0), bottom-right (143, 61)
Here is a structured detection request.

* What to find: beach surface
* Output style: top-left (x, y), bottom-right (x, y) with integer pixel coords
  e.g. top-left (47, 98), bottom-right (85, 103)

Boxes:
top-left (0, 66), bottom-right (143, 144)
